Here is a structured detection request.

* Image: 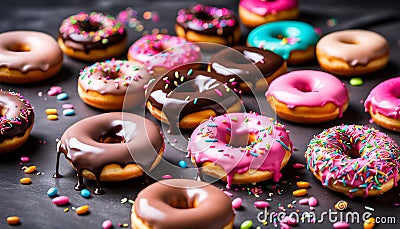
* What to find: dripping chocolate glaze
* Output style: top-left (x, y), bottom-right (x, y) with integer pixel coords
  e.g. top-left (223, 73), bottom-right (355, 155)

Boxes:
top-left (134, 179), bottom-right (234, 229)
top-left (146, 64), bottom-right (243, 134)
top-left (0, 90), bottom-right (34, 143)
top-left (59, 30), bottom-right (126, 54)
top-left (54, 112), bottom-right (163, 194)
top-left (210, 46), bottom-right (285, 85)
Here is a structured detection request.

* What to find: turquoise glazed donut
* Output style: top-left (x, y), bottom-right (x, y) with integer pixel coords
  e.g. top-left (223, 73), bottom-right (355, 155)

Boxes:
top-left (247, 21), bottom-right (320, 65)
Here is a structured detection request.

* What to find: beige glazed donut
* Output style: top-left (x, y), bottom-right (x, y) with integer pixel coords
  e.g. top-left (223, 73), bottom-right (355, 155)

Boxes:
top-left (78, 59), bottom-right (152, 110)
top-left (131, 179), bottom-right (235, 229)
top-left (316, 29), bottom-right (389, 76)
top-left (0, 31), bottom-right (63, 84)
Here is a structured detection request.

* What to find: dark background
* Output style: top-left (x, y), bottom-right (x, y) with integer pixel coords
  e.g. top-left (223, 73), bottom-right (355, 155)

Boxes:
top-left (0, 0), bottom-right (400, 228)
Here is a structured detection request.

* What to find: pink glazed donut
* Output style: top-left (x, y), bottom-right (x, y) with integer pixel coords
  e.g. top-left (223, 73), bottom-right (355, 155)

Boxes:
top-left (127, 34), bottom-right (201, 77)
top-left (305, 124), bottom-right (400, 197)
top-left (188, 112), bottom-right (292, 189)
top-left (239, 0), bottom-right (299, 27)
top-left (266, 70), bottom-right (349, 123)
top-left (364, 76), bottom-right (400, 132)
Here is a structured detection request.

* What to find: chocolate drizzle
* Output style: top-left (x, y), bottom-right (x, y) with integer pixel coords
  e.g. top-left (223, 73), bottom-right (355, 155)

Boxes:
top-left (54, 112), bottom-right (164, 194)
top-left (0, 90), bottom-right (34, 143)
top-left (59, 32), bottom-right (126, 53)
top-left (210, 46), bottom-right (285, 87)
top-left (146, 64), bottom-right (243, 134)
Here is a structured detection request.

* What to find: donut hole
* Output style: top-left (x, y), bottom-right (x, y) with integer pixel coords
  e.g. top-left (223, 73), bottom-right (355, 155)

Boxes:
top-left (99, 135), bottom-right (125, 143)
top-left (194, 11), bottom-right (214, 21)
top-left (98, 126), bottom-right (125, 143)
top-left (339, 39), bottom-right (358, 45)
top-left (346, 147), bottom-right (361, 159)
top-left (273, 28), bottom-right (301, 41)
top-left (342, 136), bottom-right (361, 159)
top-left (391, 89), bottom-right (400, 99)
top-left (103, 71), bottom-right (121, 80)
top-left (7, 43), bottom-right (31, 52)
top-left (296, 85), bottom-right (312, 93)
top-left (295, 82), bottom-right (316, 93)
top-left (78, 20), bottom-right (102, 33)
top-left (168, 197), bottom-right (198, 209)
top-left (225, 133), bottom-right (256, 147)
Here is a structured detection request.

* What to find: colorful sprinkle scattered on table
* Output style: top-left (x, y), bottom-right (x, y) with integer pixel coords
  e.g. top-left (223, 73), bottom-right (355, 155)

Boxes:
top-left (6, 216), bottom-right (21, 225)
top-left (350, 77), bottom-right (364, 86)
top-left (47, 187), bottom-right (58, 197)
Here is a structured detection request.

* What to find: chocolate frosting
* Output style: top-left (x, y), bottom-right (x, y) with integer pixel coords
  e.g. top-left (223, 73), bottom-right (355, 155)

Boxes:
top-left (134, 179), bottom-right (234, 229)
top-left (58, 12), bottom-right (126, 53)
top-left (210, 46), bottom-right (285, 86)
top-left (176, 4), bottom-right (239, 45)
top-left (55, 112), bottom-right (164, 194)
top-left (0, 31), bottom-right (63, 73)
top-left (0, 90), bottom-right (34, 143)
top-left (146, 64), bottom-right (243, 134)
top-left (59, 32), bottom-right (126, 53)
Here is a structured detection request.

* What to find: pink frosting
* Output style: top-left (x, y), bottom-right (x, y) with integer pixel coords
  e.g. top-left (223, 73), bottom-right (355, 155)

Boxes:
top-left (188, 112), bottom-right (292, 188)
top-left (239, 0), bottom-right (298, 16)
top-left (305, 124), bottom-right (400, 197)
top-left (364, 77), bottom-right (400, 118)
top-left (127, 34), bottom-right (201, 72)
top-left (266, 70), bottom-right (349, 117)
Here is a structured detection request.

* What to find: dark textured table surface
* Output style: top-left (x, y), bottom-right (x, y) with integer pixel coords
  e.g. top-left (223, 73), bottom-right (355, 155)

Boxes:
top-left (0, 0), bottom-right (400, 228)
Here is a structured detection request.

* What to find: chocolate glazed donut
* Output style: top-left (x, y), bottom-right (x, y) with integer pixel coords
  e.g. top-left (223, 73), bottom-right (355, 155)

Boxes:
top-left (210, 46), bottom-right (287, 92)
top-left (0, 91), bottom-right (34, 141)
top-left (175, 4), bottom-right (240, 46)
top-left (54, 112), bottom-right (164, 194)
top-left (58, 12), bottom-right (126, 54)
top-left (145, 64), bottom-right (244, 134)
top-left (0, 90), bottom-right (34, 153)
top-left (132, 179), bottom-right (235, 229)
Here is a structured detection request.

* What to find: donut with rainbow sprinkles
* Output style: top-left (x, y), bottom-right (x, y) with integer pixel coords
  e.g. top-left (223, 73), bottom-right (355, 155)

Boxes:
top-left (305, 124), bottom-right (400, 197)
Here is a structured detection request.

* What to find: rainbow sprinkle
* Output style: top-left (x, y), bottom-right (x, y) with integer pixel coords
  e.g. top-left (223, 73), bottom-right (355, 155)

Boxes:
top-left (176, 4), bottom-right (237, 30)
top-left (305, 124), bottom-right (400, 197)
top-left (59, 12), bottom-right (125, 45)
top-left (79, 59), bottom-right (140, 88)
top-left (0, 91), bottom-right (34, 137)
